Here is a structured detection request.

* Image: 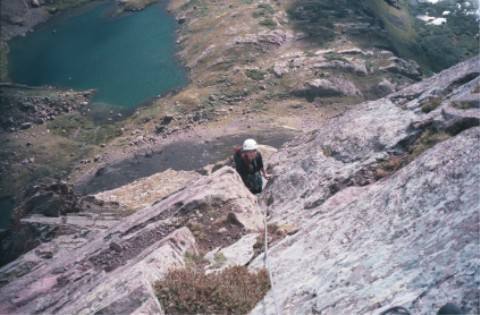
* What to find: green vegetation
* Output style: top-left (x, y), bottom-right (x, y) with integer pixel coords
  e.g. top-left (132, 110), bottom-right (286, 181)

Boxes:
top-left (253, 3), bottom-right (275, 18)
top-left (0, 134), bottom-right (93, 199)
top-left (154, 266), bottom-right (270, 314)
top-left (47, 113), bottom-right (122, 145)
top-left (184, 252), bottom-right (208, 269)
top-left (211, 252), bottom-right (227, 268)
top-left (324, 51), bottom-right (349, 63)
top-left (364, 0), bottom-right (479, 73)
top-left (245, 69), bottom-right (266, 81)
top-left (374, 128), bottom-right (451, 179)
top-left (181, 0), bottom-right (208, 16)
top-left (420, 96), bottom-right (442, 113)
top-left (45, 0), bottom-right (92, 11)
top-left (259, 17), bottom-right (277, 29)
top-left (321, 145), bottom-right (334, 157)
top-left (451, 100), bottom-right (480, 110)
top-left (287, 0), bottom-right (367, 45)
top-left (409, 129), bottom-right (451, 158)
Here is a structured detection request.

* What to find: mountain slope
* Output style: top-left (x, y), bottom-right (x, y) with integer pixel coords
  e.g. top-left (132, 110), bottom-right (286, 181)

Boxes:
top-left (0, 56), bottom-right (478, 314)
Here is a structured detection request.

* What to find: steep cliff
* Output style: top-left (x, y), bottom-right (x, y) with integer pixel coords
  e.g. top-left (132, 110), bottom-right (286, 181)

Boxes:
top-left (250, 56), bottom-right (480, 314)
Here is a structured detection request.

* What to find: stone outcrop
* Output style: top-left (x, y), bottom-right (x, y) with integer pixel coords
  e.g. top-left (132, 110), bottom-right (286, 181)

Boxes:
top-left (0, 167), bottom-right (264, 314)
top-left (295, 77), bottom-right (362, 99)
top-left (248, 57), bottom-right (480, 314)
top-left (95, 168), bottom-right (201, 211)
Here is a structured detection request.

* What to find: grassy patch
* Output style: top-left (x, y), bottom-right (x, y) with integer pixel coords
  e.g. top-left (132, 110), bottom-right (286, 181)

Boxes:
top-left (46, 0), bottom-right (92, 11)
top-left (184, 252), bottom-right (209, 269)
top-left (324, 52), bottom-right (349, 63)
top-left (253, 3), bottom-right (275, 18)
top-left (321, 145), bottom-right (334, 157)
top-left (47, 113), bottom-right (122, 145)
top-left (180, 0), bottom-right (208, 16)
top-left (245, 69), bottom-right (266, 81)
top-left (259, 17), bottom-right (277, 29)
top-left (154, 266), bottom-right (270, 314)
top-left (451, 99), bottom-right (480, 110)
top-left (374, 128), bottom-right (451, 180)
top-left (409, 129), bottom-right (450, 158)
top-left (420, 96), bottom-right (442, 113)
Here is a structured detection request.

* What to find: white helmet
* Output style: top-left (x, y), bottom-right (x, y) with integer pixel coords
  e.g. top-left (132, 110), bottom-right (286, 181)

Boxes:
top-left (242, 138), bottom-right (258, 151)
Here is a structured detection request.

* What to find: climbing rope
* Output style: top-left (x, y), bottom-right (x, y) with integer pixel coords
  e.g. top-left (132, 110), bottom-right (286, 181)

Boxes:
top-left (263, 203), bottom-right (282, 315)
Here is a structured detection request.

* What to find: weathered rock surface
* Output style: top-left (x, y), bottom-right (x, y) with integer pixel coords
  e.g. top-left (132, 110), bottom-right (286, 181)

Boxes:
top-left (95, 168), bottom-right (201, 210)
top-left (249, 57), bottom-right (480, 314)
top-left (0, 167), bottom-right (263, 314)
top-left (296, 77), bottom-right (362, 99)
top-left (0, 179), bottom-right (127, 267)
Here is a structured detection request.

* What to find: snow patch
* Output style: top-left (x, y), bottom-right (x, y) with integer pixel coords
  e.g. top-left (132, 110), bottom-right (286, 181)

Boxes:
top-left (416, 15), bottom-right (447, 25)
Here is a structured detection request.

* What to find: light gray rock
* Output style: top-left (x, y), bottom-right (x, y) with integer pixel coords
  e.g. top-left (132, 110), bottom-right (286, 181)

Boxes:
top-left (251, 127), bottom-right (480, 315)
top-left (297, 77), bottom-right (362, 99)
top-left (313, 59), bottom-right (368, 76)
top-left (249, 57), bottom-right (480, 315)
top-left (205, 233), bottom-right (259, 272)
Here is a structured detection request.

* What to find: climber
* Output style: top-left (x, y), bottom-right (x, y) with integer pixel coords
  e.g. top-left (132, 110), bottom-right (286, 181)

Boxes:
top-left (233, 138), bottom-right (270, 194)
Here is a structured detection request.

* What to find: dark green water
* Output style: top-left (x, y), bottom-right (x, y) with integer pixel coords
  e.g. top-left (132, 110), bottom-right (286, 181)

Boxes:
top-left (8, 1), bottom-right (186, 108)
top-left (0, 196), bottom-right (14, 229)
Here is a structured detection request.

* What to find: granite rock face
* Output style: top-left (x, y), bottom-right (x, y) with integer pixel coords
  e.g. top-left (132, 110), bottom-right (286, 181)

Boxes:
top-left (249, 57), bottom-right (480, 314)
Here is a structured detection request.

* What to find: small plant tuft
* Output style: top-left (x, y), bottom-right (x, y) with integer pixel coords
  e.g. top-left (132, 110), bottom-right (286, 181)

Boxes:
top-left (451, 99), bottom-right (480, 110)
top-left (154, 266), bottom-right (270, 314)
top-left (245, 69), bottom-right (266, 81)
top-left (259, 18), bottom-right (277, 29)
top-left (420, 96), bottom-right (443, 113)
top-left (324, 51), bottom-right (349, 63)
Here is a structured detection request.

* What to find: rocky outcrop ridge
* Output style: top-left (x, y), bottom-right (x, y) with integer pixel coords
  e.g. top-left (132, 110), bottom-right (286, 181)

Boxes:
top-left (0, 167), bottom-right (263, 314)
top-left (249, 57), bottom-right (480, 314)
